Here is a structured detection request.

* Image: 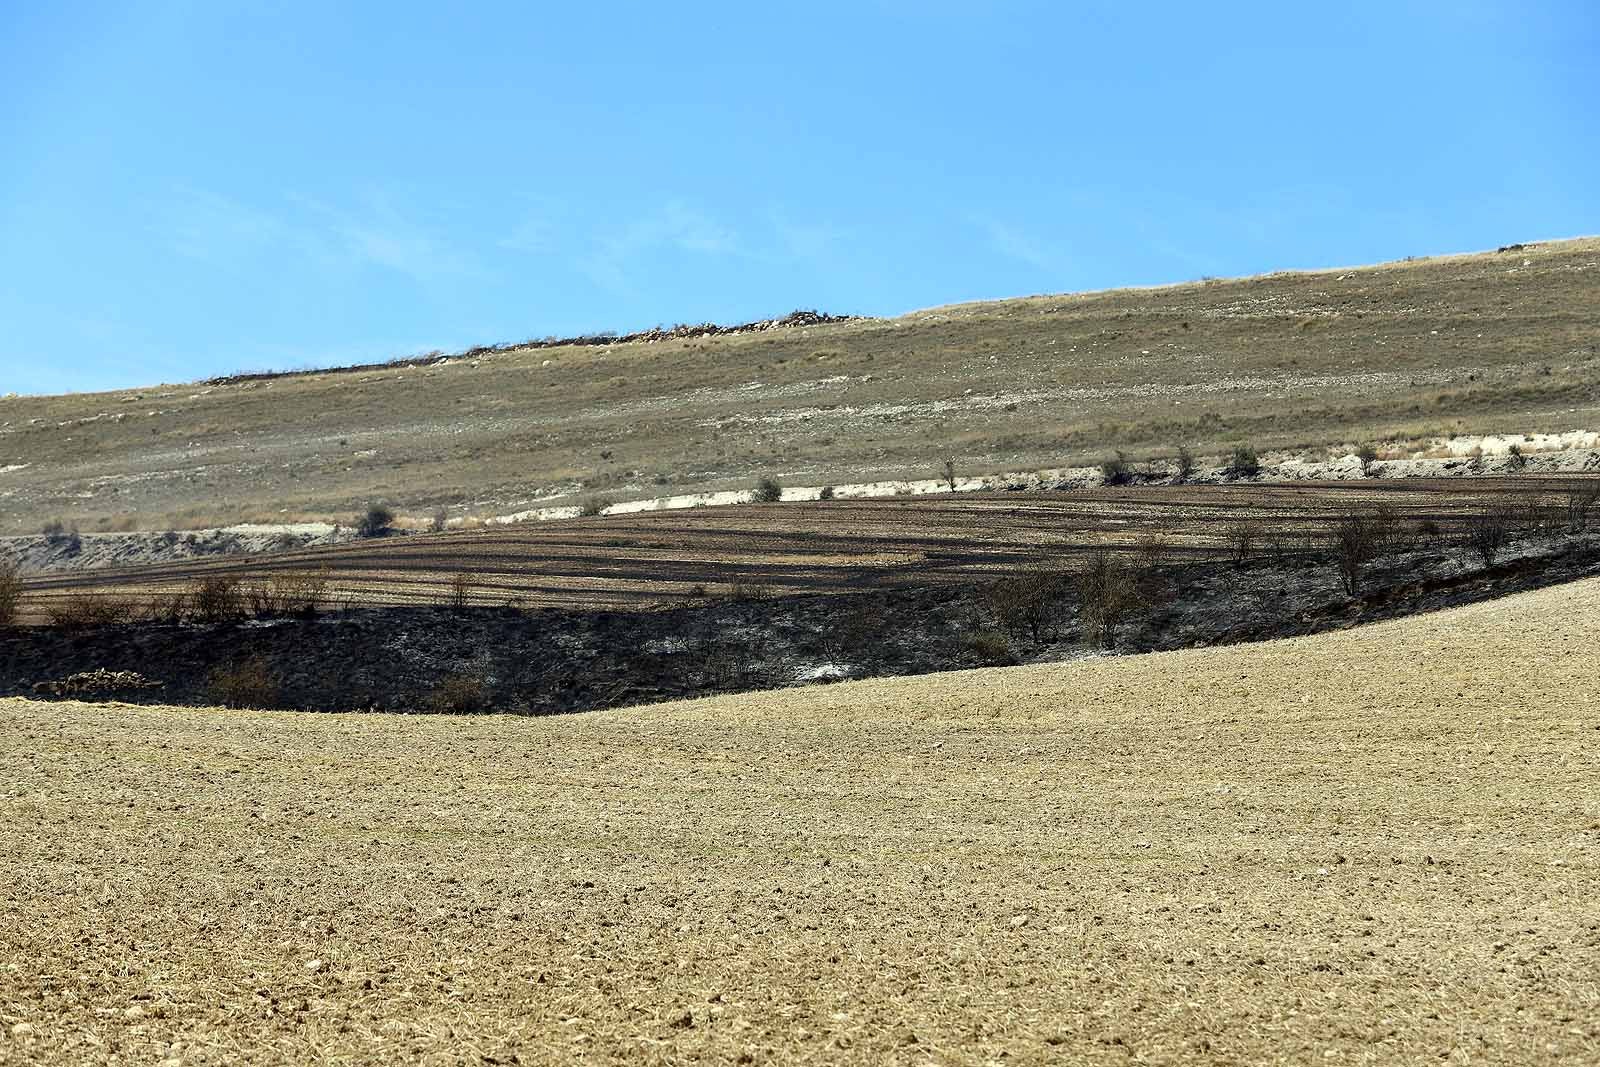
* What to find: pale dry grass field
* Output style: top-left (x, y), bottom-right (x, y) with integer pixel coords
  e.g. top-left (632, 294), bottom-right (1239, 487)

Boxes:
top-left (2, 581), bottom-right (1598, 1065)
top-left (2, 238), bottom-right (1597, 534)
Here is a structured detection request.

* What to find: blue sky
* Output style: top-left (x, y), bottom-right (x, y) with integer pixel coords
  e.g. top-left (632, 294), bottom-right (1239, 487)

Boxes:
top-left (2, 1), bottom-right (1595, 395)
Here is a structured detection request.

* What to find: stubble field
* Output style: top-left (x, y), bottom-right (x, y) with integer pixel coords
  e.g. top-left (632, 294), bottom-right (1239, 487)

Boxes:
top-left (2, 578), bottom-right (1596, 1065)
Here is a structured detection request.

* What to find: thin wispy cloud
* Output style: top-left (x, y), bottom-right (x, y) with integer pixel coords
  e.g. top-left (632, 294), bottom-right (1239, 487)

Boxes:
top-left (162, 187), bottom-right (479, 283)
top-left (977, 218), bottom-right (1062, 274)
top-left (580, 200), bottom-right (742, 292)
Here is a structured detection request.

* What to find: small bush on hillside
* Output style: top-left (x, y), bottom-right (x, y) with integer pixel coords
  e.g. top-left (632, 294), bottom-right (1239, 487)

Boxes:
top-left (818, 485), bottom-right (836, 501)
top-left (1506, 444), bottom-right (1526, 471)
top-left (752, 477), bottom-right (783, 504)
top-left (941, 457), bottom-right (958, 492)
top-left (426, 673), bottom-right (489, 713)
top-left (1228, 445), bottom-right (1261, 479)
top-left (1099, 451), bottom-right (1133, 487)
top-left (208, 657), bottom-right (279, 709)
top-left (1356, 444), bottom-right (1379, 476)
top-left (1173, 445), bottom-right (1195, 483)
top-left (0, 559), bottom-right (22, 627)
top-left (430, 507), bottom-right (449, 533)
top-left (357, 503), bottom-right (394, 538)
top-left (42, 520), bottom-right (82, 555)
top-left (578, 496), bottom-right (611, 517)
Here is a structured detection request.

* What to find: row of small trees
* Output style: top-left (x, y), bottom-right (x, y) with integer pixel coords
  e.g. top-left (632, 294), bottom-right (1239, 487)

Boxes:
top-left (980, 485), bottom-right (1600, 653)
top-left (29, 571), bottom-right (334, 630)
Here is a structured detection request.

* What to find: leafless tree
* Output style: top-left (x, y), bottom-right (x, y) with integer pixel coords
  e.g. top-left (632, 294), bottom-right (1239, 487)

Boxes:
top-left (1565, 482), bottom-right (1600, 531)
top-left (1463, 504), bottom-right (1514, 567)
top-left (1223, 519), bottom-right (1261, 565)
top-left (0, 558), bottom-right (21, 627)
top-left (1075, 548), bottom-right (1142, 651)
top-left (987, 557), bottom-right (1067, 649)
top-left (1332, 511), bottom-right (1378, 596)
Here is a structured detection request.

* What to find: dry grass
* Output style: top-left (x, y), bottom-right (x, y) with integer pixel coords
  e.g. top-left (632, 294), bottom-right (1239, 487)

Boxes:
top-left (2, 581), bottom-right (1598, 1063)
top-left (2, 238), bottom-right (1597, 533)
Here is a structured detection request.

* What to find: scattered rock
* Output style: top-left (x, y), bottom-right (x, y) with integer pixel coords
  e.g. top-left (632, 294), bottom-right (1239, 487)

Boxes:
top-left (31, 669), bottom-right (162, 698)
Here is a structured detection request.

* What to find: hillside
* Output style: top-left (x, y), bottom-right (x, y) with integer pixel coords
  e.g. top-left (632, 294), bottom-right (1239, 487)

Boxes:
top-left (1, 238), bottom-right (1597, 536)
top-left (2, 579), bottom-right (1597, 1065)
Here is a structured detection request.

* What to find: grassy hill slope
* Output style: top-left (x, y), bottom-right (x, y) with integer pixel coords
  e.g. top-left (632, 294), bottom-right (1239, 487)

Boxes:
top-left (2, 237), bottom-right (1597, 534)
top-left (2, 578), bottom-right (1596, 1064)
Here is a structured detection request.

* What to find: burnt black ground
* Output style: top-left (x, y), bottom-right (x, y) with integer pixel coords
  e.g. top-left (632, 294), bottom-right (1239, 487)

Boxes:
top-left (4, 529), bottom-right (1598, 715)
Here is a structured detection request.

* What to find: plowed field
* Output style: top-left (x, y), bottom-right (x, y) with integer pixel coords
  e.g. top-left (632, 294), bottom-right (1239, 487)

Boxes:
top-left (2, 578), bottom-right (1596, 1064)
top-left (14, 478), bottom-right (1586, 618)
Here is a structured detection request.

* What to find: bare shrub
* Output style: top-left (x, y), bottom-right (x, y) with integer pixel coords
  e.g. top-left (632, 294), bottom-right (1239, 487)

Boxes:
top-left (818, 485), bottom-right (836, 501)
top-left (698, 639), bottom-right (765, 688)
top-left (1132, 533), bottom-right (1177, 602)
top-left (1228, 445), bottom-right (1261, 479)
top-left (272, 570), bottom-right (328, 615)
top-left (812, 599), bottom-right (883, 661)
top-left (752, 477), bottom-right (783, 504)
top-left (357, 503), bottom-right (394, 538)
top-left (1099, 451), bottom-right (1133, 487)
top-left (963, 629), bottom-right (1017, 665)
top-left (941, 457), bottom-right (957, 492)
top-left (578, 496), bottom-right (611, 517)
top-left (725, 577), bottom-right (773, 602)
top-left (146, 588), bottom-right (189, 624)
top-left (47, 593), bottom-right (135, 629)
top-left (1463, 504), bottom-right (1514, 567)
top-left (207, 658), bottom-right (279, 709)
top-left (1509, 490), bottom-right (1561, 538)
top-left (1564, 482), bottom-right (1600, 531)
top-left (1223, 519), bottom-right (1261, 564)
top-left (1331, 511), bottom-right (1379, 596)
top-left (243, 571), bottom-right (327, 617)
top-left (190, 575), bottom-right (247, 622)
top-left (987, 560), bottom-right (1067, 649)
top-left (430, 507), bottom-right (448, 533)
top-left (1368, 503), bottom-right (1406, 556)
top-left (446, 571), bottom-right (473, 610)
top-left (1506, 443), bottom-right (1526, 471)
top-left (426, 674), bottom-right (488, 713)
top-left (0, 559), bottom-right (22, 627)
top-left (1075, 548), bottom-right (1141, 651)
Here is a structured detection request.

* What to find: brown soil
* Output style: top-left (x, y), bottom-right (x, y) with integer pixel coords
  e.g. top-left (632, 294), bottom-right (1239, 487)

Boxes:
top-left (2, 579), bottom-right (1596, 1065)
